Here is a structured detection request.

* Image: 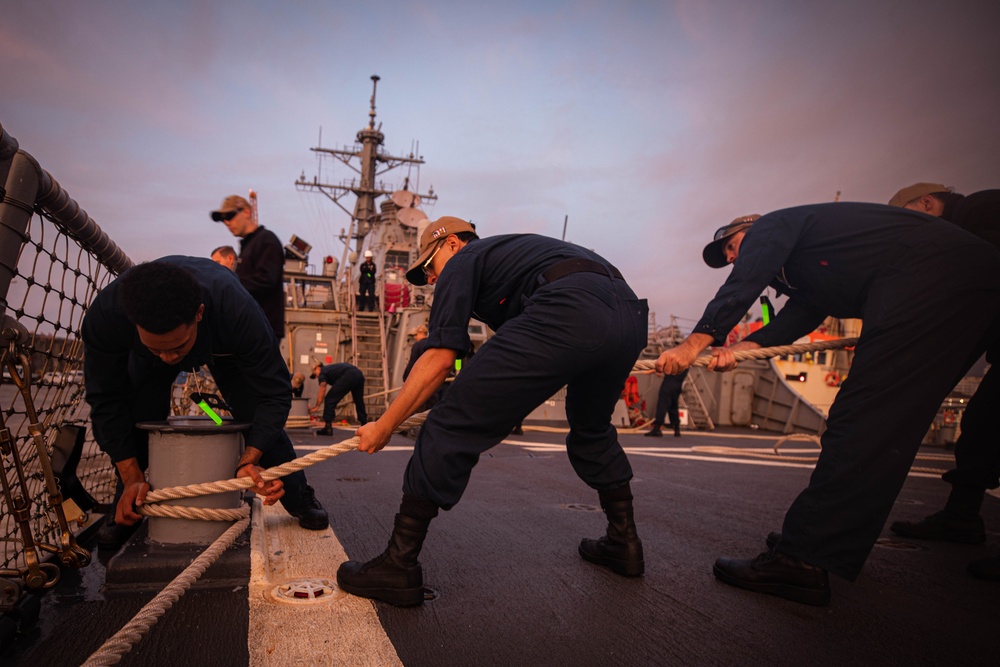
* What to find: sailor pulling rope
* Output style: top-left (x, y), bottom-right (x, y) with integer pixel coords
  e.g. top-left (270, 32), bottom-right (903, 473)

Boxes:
top-left (144, 337), bottom-right (859, 517)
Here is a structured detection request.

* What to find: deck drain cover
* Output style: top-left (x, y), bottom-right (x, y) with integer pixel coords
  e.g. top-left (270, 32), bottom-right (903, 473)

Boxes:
top-left (271, 578), bottom-right (346, 604)
top-left (874, 538), bottom-right (926, 551)
top-left (562, 503), bottom-right (600, 512)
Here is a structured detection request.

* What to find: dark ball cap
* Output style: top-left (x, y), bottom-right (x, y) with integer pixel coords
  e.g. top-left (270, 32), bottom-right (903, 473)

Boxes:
top-left (702, 214), bottom-right (760, 268)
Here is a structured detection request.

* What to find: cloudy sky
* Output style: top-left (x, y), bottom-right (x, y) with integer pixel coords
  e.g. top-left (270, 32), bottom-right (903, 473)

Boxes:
top-left (3, 0), bottom-right (999, 330)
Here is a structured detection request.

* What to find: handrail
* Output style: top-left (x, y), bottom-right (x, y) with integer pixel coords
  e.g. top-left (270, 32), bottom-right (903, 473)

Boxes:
top-left (0, 121), bottom-right (132, 276)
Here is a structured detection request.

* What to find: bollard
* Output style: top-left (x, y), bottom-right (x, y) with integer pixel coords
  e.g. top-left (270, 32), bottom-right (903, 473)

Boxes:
top-left (290, 397), bottom-right (310, 418)
top-left (137, 417), bottom-right (249, 545)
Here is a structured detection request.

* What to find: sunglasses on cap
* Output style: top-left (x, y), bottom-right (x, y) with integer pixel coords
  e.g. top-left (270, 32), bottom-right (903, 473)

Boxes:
top-left (421, 240), bottom-right (447, 280)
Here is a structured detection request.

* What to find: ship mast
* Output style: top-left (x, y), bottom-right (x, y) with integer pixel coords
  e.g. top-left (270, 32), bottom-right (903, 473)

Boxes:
top-left (295, 74), bottom-right (437, 270)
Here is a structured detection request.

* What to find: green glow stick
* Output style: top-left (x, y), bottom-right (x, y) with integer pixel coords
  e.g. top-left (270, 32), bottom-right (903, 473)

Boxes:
top-left (455, 359), bottom-right (462, 372)
top-left (197, 399), bottom-right (223, 425)
top-left (759, 296), bottom-right (772, 325)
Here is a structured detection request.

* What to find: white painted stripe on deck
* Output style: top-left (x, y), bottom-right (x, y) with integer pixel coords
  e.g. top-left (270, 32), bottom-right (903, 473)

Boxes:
top-left (248, 500), bottom-right (402, 667)
top-left (497, 439), bottom-right (947, 479)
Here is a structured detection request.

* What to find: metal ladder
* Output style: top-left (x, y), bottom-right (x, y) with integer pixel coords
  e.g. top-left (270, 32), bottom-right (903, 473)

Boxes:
top-left (681, 373), bottom-right (715, 431)
top-left (350, 307), bottom-right (389, 420)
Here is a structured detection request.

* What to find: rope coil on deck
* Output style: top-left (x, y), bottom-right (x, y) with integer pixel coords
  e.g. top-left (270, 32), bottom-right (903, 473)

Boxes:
top-left (284, 415), bottom-right (314, 429)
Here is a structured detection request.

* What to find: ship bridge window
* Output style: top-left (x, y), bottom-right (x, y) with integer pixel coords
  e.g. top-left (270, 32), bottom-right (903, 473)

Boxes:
top-left (385, 250), bottom-right (409, 272)
top-left (816, 351), bottom-right (828, 365)
top-left (285, 277), bottom-right (336, 309)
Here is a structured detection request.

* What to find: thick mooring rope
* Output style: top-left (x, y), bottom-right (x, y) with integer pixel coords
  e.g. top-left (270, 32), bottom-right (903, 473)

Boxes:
top-left (140, 411), bottom-right (431, 513)
top-left (81, 517), bottom-right (251, 667)
top-left (94, 336), bottom-right (868, 663)
top-left (631, 337), bottom-right (858, 372)
top-left (143, 338), bottom-right (860, 518)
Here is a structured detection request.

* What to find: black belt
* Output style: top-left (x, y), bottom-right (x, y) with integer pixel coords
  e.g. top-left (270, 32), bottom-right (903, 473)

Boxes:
top-left (539, 258), bottom-right (623, 285)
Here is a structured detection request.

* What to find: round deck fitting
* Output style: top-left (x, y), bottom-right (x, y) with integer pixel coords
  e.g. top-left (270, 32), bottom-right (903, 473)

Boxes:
top-left (270, 578), bottom-right (346, 604)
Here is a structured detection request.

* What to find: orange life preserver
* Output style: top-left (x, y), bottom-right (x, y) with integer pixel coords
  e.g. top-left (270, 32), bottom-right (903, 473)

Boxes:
top-left (942, 410), bottom-right (957, 426)
top-left (824, 372), bottom-right (840, 387)
top-left (622, 376), bottom-right (640, 407)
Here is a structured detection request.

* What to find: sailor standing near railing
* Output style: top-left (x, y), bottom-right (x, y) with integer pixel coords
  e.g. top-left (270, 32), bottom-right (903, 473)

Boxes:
top-left (212, 195), bottom-right (286, 340)
top-left (81, 257), bottom-right (328, 549)
top-left (657, 203), bottom-right (1000, 605)
top-left (357, 249), bottom-right (378, 312)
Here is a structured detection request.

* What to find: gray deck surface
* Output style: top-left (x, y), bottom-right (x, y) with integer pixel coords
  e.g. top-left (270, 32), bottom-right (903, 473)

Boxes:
top-left (3, 426), bottom-right (998, 666)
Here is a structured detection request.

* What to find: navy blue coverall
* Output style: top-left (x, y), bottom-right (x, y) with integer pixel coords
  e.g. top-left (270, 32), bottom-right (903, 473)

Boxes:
top-left (937, 190), bottom-right (1000, 493)
top-left (236, 226), bottom-right (285, 339)
top-left (316, 363), bottom-right (368, 425)
top-left (404, 234), bottom-right (649, 510)
top-left (694, 203), bottom-right (1000, 579)
top-left (653, 369), bottom-right (688, 429)
top-left (82, 256), bottom-right (312, 512)
top-left (358, 259), bottom-right (377, 312)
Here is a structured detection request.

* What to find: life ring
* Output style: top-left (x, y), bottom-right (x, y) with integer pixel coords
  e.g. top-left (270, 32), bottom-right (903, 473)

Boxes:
top-left (942, 410), bottom-right (957, 426)
top-left (622, 376), bottom-right (640, 407)
top-left (824, 372), bottom-right (840, 387)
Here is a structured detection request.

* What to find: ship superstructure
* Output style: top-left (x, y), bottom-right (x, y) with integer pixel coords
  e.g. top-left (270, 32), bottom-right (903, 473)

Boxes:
top-left (281, 75), bottom-right (487, 421)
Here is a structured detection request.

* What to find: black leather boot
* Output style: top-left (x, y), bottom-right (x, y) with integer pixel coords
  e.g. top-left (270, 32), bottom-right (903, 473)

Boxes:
top-left (890, 484), bottom-right (986, 544)
top-left (96, 514), bottom-right (141, 551)
top-left (714, 550), bottom-right (830, 606)
top-left (287, 485), bottom-right (329, 530)
top-left (579, 484), bottom-right (644, 576)
top-left (644, 422), bottom-right (662, 438)
top-left (337, 495), bottom-right (438, 606)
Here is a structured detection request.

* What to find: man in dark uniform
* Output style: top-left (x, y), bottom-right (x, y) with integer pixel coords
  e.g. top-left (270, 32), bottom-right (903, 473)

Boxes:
top-left (657, 203), bottom-right (1000, 605)
top-left (212, 195), bottom-right (285, 339)
top-left (888, 183), bottom-right (1000, 582)
top-left (645, 369), bottom-right (689, 437)
top-left (357, 249), bottom-right (377, 312)
top-left (337, 216), bottom-right (649, 606)
top-left (310, 362), bottom-right (368, 435)
top-left (83, 257), bottom-right (328, 549)
top-left (210, 245), bottom-right (237, 271)
top-left (401, 325), bottom-right (445, 412)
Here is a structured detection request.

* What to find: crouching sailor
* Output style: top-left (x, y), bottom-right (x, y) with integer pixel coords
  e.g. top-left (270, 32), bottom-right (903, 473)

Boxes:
top-left (82, 257), bottom-right (329, 549)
